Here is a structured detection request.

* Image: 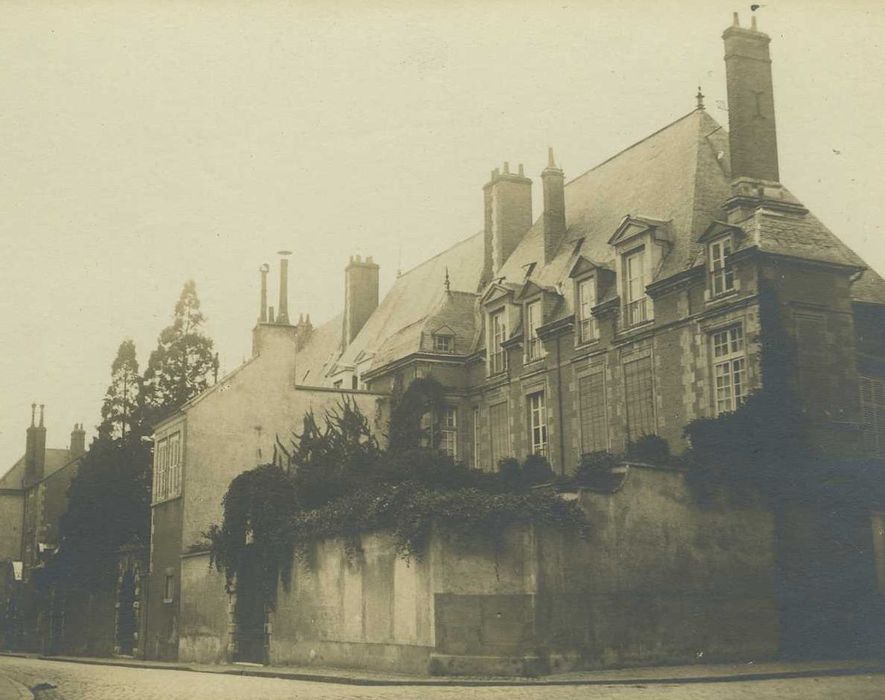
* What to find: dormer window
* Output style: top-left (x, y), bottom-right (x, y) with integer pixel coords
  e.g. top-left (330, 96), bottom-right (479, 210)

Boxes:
top-left (709, 236), bottom-right (735, 296)
top-left (433, 334), bottom-right (454, 353)
top-left (576, 277), bottom-right (596, 343)
top-left (623, 247), bottom-right (649, 327)
top-left (489, 309), bottom-right (507, 374)
top-left (525, 300), bottom-right (542, 361)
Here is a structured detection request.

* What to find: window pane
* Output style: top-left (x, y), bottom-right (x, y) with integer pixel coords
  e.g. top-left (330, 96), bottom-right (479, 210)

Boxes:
top-left (489, 402), bottom-right (509, 469)
top-left (528, 392), bottom-right (548, 456)
top-left (579, 372), bottom-right (608, 453)
top-left (624, 357), bottom-right (655, 439)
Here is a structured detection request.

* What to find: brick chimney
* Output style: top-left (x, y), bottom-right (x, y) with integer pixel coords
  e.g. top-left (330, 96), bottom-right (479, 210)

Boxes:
top-left (70, 423), bottom-right (86, 458)
top-left (723, 12), bottom-right (779, 183)
top-left (342, 255), bottom-right (379, 347)
top-left (252, 255), bottom-right (298, 370)
top-left (541, 148), bottom-right (566, 263)
top-left (24, 403), bottom-right (46, 486)
top-left (482, 162), bottom-right (532, 285)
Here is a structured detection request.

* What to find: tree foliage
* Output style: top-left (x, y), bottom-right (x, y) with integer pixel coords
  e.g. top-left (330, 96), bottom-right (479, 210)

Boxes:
top-left (206, 389), bottom-right (588, 601)
top-left (53, 433), bottom-right (152, 591)
top-left (99, 339), bottom-right (144, 441)
top-left (143, 280), bottom-right (218, 418)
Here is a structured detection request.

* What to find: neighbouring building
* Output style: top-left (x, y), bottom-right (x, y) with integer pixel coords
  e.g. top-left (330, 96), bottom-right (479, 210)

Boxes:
top-left (148, 14), bottom-right (885, 672)
top-left (0, 406), bottom-right (86, 650)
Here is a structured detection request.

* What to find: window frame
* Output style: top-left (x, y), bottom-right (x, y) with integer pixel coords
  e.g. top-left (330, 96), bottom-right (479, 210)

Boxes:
top-left (578, 370), bottom-right (608, 454)
top-left (709, 235), bottom-right (736, 296)
top-left (433, 334), bottom-right (455, 353)
top-left (622, 246), bottom-right (649, 328)
top-left (527, 391), bottom-right (548, 457)
top-left (576, 276), bottom-right (597, 344)
top-left (860, 375), bottom-right (885, 458)
top-left (488, 308), bottom-right (508, 375)
top-left (439, 406), bottom-right (458, 459)
top-left (524, 300), bottom-right (543, 362)
top-left (710, 324), bottom-right (747, 416)
top-left (488, 401), bottom-right (510, 469)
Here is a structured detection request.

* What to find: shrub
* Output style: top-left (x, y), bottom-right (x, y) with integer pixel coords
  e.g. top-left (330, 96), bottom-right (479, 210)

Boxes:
top-left (625, 434), bottom-right (670, 464)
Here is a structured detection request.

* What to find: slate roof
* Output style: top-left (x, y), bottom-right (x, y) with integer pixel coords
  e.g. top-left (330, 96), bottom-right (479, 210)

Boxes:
top-left (320, 107), bottom-right (885, 379)
top-left (335, 233), bottom-right (485, 372)
top-left (295, 313), bottom-right (344, 386)
top-left (0, 448), bottom-right (77, 490)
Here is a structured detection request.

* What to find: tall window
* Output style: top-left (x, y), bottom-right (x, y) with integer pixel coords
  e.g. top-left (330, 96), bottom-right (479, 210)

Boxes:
top-left (623, 248), bottom-right (648, 327)
top-left (711, 325), bottom-right (747, 415)
top-left (577, 278), bottom-right (596, 343)
top-left (624, 357), bottom-right (655, 439)
top-left (489, 310), bottom-right (507, 374)
top-left (860, 375), bottom-right (885, 457)
top-left (440, 407), bottom-right (458, 459)
top-left (472, 406), bottom-right (481, 469)
top-left (709, 237), bottom-right (735, 295)
top-left (489, 402), bottom-right (509, 469)
top-left (525, 301), bottom-right (542, 361)
top-left (153, 431), bottom-right (182, 503)
top-left (578, 372), bottom-right (608, 453)
top-left (528, 392), bottom-right (548, 457)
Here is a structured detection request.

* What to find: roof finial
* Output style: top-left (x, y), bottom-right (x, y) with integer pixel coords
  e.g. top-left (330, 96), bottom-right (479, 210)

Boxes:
top-left (547, 146), bottom-right (556, 169)
top-left (696, 86), bottom-right (705, 111)
top-left (444, 266), bottom-right (451, 293)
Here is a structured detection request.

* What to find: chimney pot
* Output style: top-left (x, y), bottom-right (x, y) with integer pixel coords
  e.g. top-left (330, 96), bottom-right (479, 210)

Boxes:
top-left (269, 306), bottom-right (275, 323)
top-left (277, 251), bottom-right (292, 325)
top-left (733, 11), bottom-right (739, 26)
top-left (503, 162), bottom-right (510, 175)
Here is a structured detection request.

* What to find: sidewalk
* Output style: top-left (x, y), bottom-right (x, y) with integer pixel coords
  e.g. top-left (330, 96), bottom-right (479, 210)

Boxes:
top-left (2, 652), bottom-right (884, 687)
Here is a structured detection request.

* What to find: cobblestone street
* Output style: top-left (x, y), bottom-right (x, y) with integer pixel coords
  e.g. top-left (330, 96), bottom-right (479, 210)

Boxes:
top-left (1, 657), bottom-right (884, 700)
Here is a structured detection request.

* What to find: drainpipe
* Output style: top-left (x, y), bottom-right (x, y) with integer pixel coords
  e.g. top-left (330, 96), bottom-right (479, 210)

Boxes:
top-left (555, 335), bottom-right (566, 476)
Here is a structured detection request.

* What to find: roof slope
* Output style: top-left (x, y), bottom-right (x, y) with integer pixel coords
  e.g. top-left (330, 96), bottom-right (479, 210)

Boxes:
top-left (295, 313), bottom-right (343, 386)
top-left (0, 448), bottom-right (76, 489)
top-left (337, 233), bottom-right (485, 370)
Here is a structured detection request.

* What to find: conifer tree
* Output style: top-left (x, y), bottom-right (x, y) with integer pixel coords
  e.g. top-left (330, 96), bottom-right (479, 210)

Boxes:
top-left (99, 339), bottom-right (143, 441)
top-left (143, 280), bottom-right (218, 417)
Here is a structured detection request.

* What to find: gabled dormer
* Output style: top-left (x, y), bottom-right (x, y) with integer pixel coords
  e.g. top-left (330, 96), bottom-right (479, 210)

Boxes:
top-left (428, 323), bottom-right (457, 354)
top-left (514, 280), bottom-right (558, 363)
top-left (480, 281), bottom-right (520, 376)
top-left (568, 256), bottom-right (615, 345)
top-left (698, 220), bottom-right (747, 300)
top-left (608, 215), bottom-right (673, 329)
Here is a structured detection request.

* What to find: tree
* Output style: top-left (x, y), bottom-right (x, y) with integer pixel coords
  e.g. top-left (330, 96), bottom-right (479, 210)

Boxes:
top-left (143, 280), bottom-right (218, 417)
top-left (99, 339), bottom-right (143, 441)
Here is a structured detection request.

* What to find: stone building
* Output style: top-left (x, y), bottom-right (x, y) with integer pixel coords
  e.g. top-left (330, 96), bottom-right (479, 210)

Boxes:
top-left (146, 14), bottom-right (885, 671)
top-left (0, 406), bottom-right (86, 649)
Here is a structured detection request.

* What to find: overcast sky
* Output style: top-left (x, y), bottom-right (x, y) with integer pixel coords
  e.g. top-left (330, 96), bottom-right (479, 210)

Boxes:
top-left (2, 0), bottom-right (884, 470)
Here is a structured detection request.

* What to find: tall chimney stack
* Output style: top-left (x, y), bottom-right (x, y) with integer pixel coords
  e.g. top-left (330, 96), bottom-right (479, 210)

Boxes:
top-left (722, 12), bottom-right (779, 182)
top-left (342, 255), bottom-right (380, 348)
top-left (24, 403), bottom-right (47, 486)
top-left (258, 263), bottom-right (269, 323)
top-left (541, 147), bottom-right (566, 263)
top-left (277, 251), bottom-right (292, 325)
top-left (481, 163), bottom-right (532, 286)
top-left (70, 423), bottom-right (86, 458)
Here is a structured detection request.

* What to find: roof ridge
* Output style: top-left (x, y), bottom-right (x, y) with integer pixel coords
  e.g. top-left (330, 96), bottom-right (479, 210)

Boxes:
top-left (566, 109), bottom-right (703, 187)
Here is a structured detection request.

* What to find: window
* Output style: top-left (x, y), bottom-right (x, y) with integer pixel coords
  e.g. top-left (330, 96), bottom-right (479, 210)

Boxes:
top-left (624, 357), bottom-right (655, 440)
top-left (472, 406), bottom-right (481, 469)
top-left (577, 278), bottom-right (596, 343)
top-left (709, 237), bottom-right (735, 295)
top-left (489, 310), bottom-right (507, 374)
top-left (528, 392), bottom-right (548, 457)
top-left (711, 325), bottom-right (747, 415)
top-left (525, 301), bottom-right (542, 361)
top-left (440, 407), bottom-right (458, 459)
top-left (153, 431), bottom-right (182, 503)
top-left (860, 375), bottom-right (885, 458)
top-left (489, 402), bottom-right (509, 469)
top-left (433, 334), bottom-right (454, 353)
top-left (351, 375), bottom-right (359, 390)
top-left (163, 571), bottom-right (175, 603)
top-left (578, 372), bottom-right (608, 453)
top-left (623, 248), bottom-right (648, 327)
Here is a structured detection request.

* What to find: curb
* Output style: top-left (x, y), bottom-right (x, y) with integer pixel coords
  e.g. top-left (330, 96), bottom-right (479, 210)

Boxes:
top-left (3, 653), bottom-right (884, 688)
